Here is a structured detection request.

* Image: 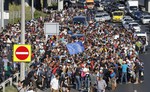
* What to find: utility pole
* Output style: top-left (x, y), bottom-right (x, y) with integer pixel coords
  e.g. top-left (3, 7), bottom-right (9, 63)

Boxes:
top-left (1, 0), bottom-right (4, 29)
top-left (58, 0), bottom-right (63, 11)
top-left (20, 0), bottom-right (25, 81)
top-left (148, 0), bottom-right (150, 13)
top-left (31, 0), bottom-right (34, 19)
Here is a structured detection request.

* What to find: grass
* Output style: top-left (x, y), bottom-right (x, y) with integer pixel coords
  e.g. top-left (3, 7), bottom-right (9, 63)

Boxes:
top-left (9, 3), bottom-right (48, 24)
top-left (5, 86), bottom-right (17, 92)
top-left (4, 86), bottom-right (17, 92)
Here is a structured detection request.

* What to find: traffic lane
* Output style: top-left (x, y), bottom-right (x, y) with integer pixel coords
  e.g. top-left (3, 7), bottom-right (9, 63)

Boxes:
top-left (139, 48), bottom-right (150, 92)
top-left (96, 22), bottom-right (148, 92)
top-left (109, 83), bottom-right (143, 92)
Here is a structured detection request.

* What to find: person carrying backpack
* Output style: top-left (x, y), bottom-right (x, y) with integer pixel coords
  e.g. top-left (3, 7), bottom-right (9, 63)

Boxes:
top-left (109, 68), bottom-right (117, 90)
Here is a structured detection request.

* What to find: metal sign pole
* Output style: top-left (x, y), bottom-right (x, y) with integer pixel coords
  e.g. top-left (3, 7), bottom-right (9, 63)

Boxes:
top-left (31, 0), bottom-right (34, 19)
top-left (20, 0), bottom-right (25, 81)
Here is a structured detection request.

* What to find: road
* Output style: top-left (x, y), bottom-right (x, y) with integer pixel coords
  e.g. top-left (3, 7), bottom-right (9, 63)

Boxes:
top-left (36, 24), bottom-right (150, 92)
top-left (0, 18), bottom-right (149, 92)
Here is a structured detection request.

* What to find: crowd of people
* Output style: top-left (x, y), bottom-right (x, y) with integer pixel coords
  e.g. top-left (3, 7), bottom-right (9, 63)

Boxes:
top-left (0, 7), bottom-right (145, 92)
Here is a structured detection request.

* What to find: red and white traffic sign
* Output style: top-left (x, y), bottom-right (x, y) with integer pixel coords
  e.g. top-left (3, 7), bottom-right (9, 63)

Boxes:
top-left (15, 46), bottom-right (29, 60)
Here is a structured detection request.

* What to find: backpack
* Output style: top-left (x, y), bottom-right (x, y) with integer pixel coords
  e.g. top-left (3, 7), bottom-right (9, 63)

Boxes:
top-left (110, 72), bottom-right (116, 78)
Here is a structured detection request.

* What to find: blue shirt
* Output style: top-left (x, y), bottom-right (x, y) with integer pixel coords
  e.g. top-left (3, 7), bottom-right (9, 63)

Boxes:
top-left (122, 64), bottom-right (128, 73)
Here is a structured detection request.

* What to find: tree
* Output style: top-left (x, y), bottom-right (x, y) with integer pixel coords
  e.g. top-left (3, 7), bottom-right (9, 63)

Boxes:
top-left (35, 0), bottom-right (42, 10)
top-left (43, 0), bottom-right (48, 8)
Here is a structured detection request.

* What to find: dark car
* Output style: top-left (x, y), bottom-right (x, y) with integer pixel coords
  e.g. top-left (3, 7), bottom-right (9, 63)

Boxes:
top-left (133, 11), bottom-right (143, 20)
top-left (73, 16), bottom-right (89, 26)
top-left (94, 0), bottom-right (100, 7)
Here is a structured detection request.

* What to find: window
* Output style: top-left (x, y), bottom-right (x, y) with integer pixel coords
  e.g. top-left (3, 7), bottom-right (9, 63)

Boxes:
top-left (113, 12), bottom-right (123, 16)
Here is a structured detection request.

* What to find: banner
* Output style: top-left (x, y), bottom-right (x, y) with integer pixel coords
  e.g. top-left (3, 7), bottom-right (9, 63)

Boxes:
top-left (66, 42), bottom-right (84, 55)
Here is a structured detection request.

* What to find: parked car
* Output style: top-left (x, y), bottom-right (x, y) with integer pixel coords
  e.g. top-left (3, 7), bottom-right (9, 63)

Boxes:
top-left (141, 15), bottom-right (150, 24)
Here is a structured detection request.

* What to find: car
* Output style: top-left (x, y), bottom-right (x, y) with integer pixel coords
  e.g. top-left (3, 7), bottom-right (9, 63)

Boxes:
top-left (95, 14), bottom-right (105, 22)
top-left (73, 16), bottom-right (89, 26)
top-left (96, 10), bottom-right (105, 14)
top-left (134, 32), bottom-right (149, 46)
top-left (96, 4), bottom-right (104, 11)
top-left (128, 22), bottom-right (141, 32)
top-left (70, 0), bottom-right (76, 4)
top-left (102, 12), bottom-right (111, 21)
top-left (133, 11), bottom-right (143, 20)
top-left (122, 16), bottom-right (132, 19)
top-left (121, 16), bottom-right (134, 25)
top-left (94, 0), bottom-right (100, 7)
top-left (78, 0), bottom-right (86, 4)
top-left (105, 5), bottom-right (118, 14)
top-left (123, 21), bottom-right (132, 30)
top-left (141, 15), bottom-right (150, 24)
top-left (116, 4), bottom-right (125, 10)
top-left (112, 10), bottom-right (124, 22)
top-left (101, 0), bottom-right (111, 5)
top-left (77, 0), bottom-right (86, 9)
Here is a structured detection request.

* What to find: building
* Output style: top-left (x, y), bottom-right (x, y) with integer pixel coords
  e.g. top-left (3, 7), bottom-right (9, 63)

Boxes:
top-left (138, 0), bottom-right (150, 12)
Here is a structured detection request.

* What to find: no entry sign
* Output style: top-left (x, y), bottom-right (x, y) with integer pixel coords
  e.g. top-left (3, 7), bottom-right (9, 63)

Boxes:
top-left (13, 45), bottom-right (31, 62)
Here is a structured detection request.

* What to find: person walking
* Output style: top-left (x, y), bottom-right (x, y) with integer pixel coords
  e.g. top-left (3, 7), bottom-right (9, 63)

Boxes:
top-left (90, 71), bottom-right (97, 92)
top-left (109, 69), bottom-right (117, 90)
top-left (96, 77), bottom-right (107, 92)
top-left (50, 74), bottom-right (60, 92)
top-left (75, 65), bottom-right (81, 91)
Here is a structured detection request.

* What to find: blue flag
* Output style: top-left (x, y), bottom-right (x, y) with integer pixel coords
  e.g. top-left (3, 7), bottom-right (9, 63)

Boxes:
top-left (66, 42), bottom-right (84, 55)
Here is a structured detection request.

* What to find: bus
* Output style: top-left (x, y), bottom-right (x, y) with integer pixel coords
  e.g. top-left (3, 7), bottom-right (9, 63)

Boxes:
top-left (112, 11), bottom-right (124, 22)
top-left (86, 0), bottom-right (94, 9)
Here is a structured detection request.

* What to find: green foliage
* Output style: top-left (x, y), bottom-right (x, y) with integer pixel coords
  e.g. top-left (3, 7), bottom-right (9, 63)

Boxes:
top-left (51, 2), bottom-right (58, 6)
top-left (5, 86), bottom-right (17, 92)
top-left (9, 4), bottom-right (48, 24)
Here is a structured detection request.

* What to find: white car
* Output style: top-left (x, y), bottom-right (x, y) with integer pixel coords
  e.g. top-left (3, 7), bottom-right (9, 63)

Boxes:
top-left (102, 13), bottom-right (111, 21)
top-left (123, 21), bottom-right (132, 30)
top-left (122, 16), bottom-right (132, 19)
top-left (121, 17), bottom-right (134, 25)
top-left (128, 22), bottom-right (141, 32)
top-left (117, 4), bottom-right (125, 10)
top-left (134, 32), bottom-right (149, 46)
top-left (141, 15), bottom-right (150, 24)
top-left (70, 0), bottom-right (76, 3)
top-left (95, 14), bottom-right (105, 22)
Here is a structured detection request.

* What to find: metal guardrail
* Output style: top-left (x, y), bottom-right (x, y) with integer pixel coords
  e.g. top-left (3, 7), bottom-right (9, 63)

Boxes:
top-left (0, 72), bottom-right (19, 92)
top-left (0, 78), bottom-right (12, 92)
top-left (0, 58), bottom-right (36, 92)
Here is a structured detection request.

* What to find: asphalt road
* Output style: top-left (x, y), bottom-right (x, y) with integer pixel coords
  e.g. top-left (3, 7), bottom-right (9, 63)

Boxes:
top-left (1, 19), bottom-right (149, 92)
top-left (35, 23), bottom-right (150, 92)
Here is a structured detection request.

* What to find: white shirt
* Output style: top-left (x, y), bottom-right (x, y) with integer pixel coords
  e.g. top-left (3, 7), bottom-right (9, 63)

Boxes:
top-left (83, 67), bottom-right (89, 74)
top-left (50, 77), bottom-right (59, 90)
top-left (27, 90), bottom-right (34, 92)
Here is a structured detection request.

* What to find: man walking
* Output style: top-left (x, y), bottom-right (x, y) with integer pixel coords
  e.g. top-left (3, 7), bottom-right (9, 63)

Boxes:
top-left (97, 77), bottom-right (107, 92)
top-left (50, 74), bottom-right (60, 92)
top-left (121, 61), bottom-right (128, 84)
